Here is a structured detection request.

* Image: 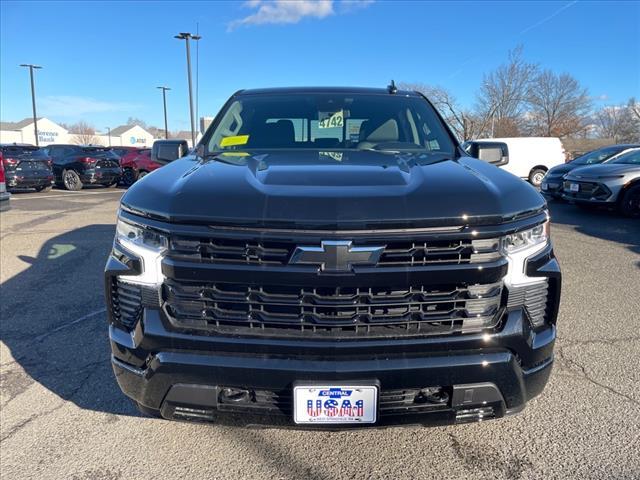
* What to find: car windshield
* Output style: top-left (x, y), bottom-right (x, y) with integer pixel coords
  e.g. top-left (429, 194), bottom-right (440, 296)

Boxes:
top-left (609, 149), bottom-right (640, 165)
top-left (572, 146), bottom-right (625, 165)
top-left (204, 93), bottom-right (455, 155)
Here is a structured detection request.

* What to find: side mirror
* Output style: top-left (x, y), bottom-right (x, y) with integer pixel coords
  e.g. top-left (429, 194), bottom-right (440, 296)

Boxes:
top-left (473, 142), bottom-right (509, 166)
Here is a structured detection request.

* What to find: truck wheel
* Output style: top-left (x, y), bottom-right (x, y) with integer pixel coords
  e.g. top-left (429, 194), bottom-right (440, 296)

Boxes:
top-left (35, 185), bottom-right (52, 193)
top-left (138, 170), bottom-right (149, 179)
top-left (122, 168), bottom-right (137, 187)
top-left (619, 184), bottom-right (640, 218)
top-left (529, 168), bottom-right (546, 187)
top-left (62, 170), bottom-right (83, 191)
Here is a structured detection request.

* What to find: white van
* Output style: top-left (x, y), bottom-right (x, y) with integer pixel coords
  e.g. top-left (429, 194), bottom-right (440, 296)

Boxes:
top-left (464, 137), bottom-right (566, 187)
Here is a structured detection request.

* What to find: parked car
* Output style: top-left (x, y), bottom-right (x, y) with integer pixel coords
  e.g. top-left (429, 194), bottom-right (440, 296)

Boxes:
top-left (541, 144), bottom-right (640, 198)
top-left (0, 144), bottom-right (54, 192)
top-left (107, 146), bottom-right (144, 160)
top-left (562, 147), bottom-right (640, 217)
top-left (43, 144), bottom-right (122, 191)
top-left (105, 86), bottom-right (561, 428)
top-left (464, 137), bottom-right (566, 186)
top-left (0, 155), bottom-right (10, 211)
top-left (120, 148), bottom-right (156, 186)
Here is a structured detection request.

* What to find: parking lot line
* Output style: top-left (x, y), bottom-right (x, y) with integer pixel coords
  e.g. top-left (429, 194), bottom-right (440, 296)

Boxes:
top-left (10, 190), bottom-right (125, 200)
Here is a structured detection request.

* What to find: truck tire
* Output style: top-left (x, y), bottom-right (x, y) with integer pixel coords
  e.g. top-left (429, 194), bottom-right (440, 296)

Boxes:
top-left (619, 184), bottom-right (640, 218)
top-left (62, 169), bottom-right (83, 191)
top-left (528, 168), bottom-right (546, 187)
top-left (138, 170), bottom-right (149, 179)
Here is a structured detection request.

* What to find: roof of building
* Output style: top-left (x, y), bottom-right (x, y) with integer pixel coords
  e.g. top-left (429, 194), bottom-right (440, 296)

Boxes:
top-left (0, 118), bottom-right (44, 130)
top-left (109, 125), bottom-right (137, 136)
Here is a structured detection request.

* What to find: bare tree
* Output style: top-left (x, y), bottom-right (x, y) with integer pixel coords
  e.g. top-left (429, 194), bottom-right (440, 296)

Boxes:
top-left (476, 46), bottom-right (538, 137)
top-left (629, 97), bottom-right (640, 122)
top-left (595, 102), bottom-right (640, 143)
top-left (526, 70), bottom-right (592, 137)
top-left (68, 121), bottom-right (100, 145)
top-left (126, 117), bottom-right (148, 128)
top-left (399, 82), bottom-right (493, 141)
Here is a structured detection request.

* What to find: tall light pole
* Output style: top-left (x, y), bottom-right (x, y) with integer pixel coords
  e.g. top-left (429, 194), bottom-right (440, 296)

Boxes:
top-left (19, 64), bottom-right (43, 146)
top-left (174, 32), bottom-right (201, 146)
top-left (157, 86), bottom-right (170, 139)
top-left (106, 127), bottom-right (111, 146)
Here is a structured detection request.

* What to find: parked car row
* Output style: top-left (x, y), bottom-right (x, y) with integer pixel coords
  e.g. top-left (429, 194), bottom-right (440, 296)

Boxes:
top-left (542, 146), bottom-right (640, 217)
top-left (0, 139), bottom-right (189, 197)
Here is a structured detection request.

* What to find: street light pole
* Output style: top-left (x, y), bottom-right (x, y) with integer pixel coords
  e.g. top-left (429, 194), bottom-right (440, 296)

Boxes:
top-left (157, 86), bottom-right (171, 139)
top-left (106, 127), bottom-right (111, 146)
top-left (174, 32), bottom-right (201, 147)
top-left (19, 64), bottom-right (43, 146)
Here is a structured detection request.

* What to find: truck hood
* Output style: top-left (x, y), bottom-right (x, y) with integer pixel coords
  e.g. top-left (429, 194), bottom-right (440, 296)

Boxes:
top-left (121, 150), bottom-right (545, 228)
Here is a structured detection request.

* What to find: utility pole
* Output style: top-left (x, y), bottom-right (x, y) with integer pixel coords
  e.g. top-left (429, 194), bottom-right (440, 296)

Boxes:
top-left (157, 86), bottom-right (171, 139)
top-left (106, 127), bottom-right (111, 146)
top-left (174, 32), bottom-right (201, 147)
top-left (19, 64), bottom-right (43, 146)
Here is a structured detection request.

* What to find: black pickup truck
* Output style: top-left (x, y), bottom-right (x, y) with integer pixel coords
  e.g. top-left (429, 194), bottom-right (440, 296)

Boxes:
top-left (105, 86), bottom-right (561, 428)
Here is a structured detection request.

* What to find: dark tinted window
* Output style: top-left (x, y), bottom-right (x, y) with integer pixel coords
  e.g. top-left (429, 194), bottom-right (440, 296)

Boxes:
top-left (572, 146), bottom-right (625, 165)
top-left (206, 93), bottom-right (455, 154)
top-left (1, 145), bottom-right (39, 156)
top-left (610, 149), bottom-right (640, 165)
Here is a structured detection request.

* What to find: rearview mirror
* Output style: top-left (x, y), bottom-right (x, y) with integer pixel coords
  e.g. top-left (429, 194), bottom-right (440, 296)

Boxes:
top-left (468, 142), bottom-right (509, 166)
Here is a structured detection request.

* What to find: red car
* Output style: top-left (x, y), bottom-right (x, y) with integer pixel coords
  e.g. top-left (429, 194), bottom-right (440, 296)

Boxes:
top-left (119, 148), bottom-right (161, 186)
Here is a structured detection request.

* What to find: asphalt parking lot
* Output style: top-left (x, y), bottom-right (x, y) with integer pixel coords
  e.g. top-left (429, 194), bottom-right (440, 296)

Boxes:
top-left (1, 188), bottom-right (639, 480)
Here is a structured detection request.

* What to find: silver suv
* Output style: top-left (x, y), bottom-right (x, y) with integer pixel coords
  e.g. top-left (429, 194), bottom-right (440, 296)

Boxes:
top-left (562, 147), bottom-right (640, 217)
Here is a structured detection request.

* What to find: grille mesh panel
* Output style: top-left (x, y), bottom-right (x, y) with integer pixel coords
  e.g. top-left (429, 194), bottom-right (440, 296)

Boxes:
top-left (168, 236), bottom-right (502, 268)
top-left (110, 279), bottom-right (143, 328)
top-left (163, 280), bottom-right (503, 337)
top-left (507, 280), bottom-right (549, 327)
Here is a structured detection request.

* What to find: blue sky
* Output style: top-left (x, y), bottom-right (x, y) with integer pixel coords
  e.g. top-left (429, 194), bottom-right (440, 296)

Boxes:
top-left (1, 0), bottom-right (638, 132)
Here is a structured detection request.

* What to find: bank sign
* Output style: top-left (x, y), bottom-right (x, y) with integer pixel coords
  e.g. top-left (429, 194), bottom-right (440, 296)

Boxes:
top-left (38, 131), bottom-right (59, 144)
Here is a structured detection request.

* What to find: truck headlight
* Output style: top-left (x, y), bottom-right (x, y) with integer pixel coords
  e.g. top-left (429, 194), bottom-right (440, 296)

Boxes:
top-left (501, 221), bottom-right (549, 255)
top-left (115, 218), bottom-right (167, 285)
top-left (502, 218), bottom-right (551, 328)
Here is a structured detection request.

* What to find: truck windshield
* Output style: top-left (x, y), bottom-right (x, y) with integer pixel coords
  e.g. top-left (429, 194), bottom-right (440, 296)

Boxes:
top-left (205, 93), bottom-right (455, 155)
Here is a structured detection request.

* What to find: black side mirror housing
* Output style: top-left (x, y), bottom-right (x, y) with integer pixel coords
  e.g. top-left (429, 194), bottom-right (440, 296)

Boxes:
top-left (466, 141), bottom-right (509, 166)
top-left (152, 140), bottom-right (189, 165)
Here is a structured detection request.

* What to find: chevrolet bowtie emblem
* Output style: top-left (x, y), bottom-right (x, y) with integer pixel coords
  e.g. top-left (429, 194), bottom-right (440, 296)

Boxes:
top-left (289, 241), bottom-right (385, 272)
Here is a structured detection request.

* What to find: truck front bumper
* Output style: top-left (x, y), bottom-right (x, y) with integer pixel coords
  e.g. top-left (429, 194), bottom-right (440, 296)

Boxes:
top-left (110, 305), bottom-right (555, 427)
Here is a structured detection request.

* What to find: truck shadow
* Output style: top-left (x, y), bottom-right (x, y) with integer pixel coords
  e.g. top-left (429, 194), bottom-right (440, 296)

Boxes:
top-left (0, 224), bottom-right (136, 417)
top-left (547, 200), bottom-right (640, 267)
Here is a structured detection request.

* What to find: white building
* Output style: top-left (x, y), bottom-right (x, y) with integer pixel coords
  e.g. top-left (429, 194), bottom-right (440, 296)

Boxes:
top-left (0, 117), bottom-right (68, 145)
top-left (0, 118), bottom-right (157, 147)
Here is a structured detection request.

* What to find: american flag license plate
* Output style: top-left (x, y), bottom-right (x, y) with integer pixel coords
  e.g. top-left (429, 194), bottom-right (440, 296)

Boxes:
top-left (293, 385), bottom-right (377, 424)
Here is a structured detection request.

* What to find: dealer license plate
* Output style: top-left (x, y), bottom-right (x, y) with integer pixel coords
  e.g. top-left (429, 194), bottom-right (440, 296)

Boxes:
top-left (570, 183), bottom-right (580, 192)
top-left (293, 385), bottom-right (378, 424)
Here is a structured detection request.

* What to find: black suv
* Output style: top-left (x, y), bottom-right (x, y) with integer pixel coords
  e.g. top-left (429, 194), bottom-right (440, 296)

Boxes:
top-left (0, 144), bottom-right (54, 192)
top-left (44, 144), bottom-right (121, 190)
top-left (105, 87), bottom-right (561, 428)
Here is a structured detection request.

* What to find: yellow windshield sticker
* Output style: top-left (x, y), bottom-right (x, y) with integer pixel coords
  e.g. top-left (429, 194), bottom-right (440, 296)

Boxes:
top-left (220, 135), bottom-right (249, 147)
top-left (219, 152), bottom-right (249, 157)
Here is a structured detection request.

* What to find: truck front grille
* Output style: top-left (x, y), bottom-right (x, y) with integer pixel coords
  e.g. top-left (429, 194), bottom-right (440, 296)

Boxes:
top-left (168, 236), bottom-right (501, 267)
top-left (162, 280), bottom-right (503, 337)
